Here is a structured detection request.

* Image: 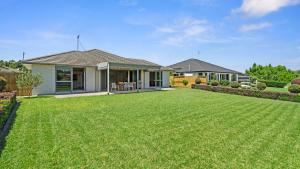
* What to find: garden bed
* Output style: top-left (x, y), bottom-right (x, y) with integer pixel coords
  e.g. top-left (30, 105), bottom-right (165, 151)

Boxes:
top-left (192, 84), bottom-right (300, 103)
top-left (0, 92), bottom-right (17, 128)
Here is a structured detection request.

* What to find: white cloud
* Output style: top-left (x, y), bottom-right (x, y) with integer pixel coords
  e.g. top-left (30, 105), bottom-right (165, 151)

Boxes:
top-left (234, 0), bottom-right (300, 17)
top-left (156, 17), bottom-right (209, 46)
top-left (156, 27), bottom-right (177, 33)
top-left (239, 22), bottom-right (272, 32)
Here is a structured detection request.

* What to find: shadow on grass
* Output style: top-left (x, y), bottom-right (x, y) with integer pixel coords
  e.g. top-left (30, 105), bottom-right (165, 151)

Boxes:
top-left (0, 102), bottom-right (20, 157)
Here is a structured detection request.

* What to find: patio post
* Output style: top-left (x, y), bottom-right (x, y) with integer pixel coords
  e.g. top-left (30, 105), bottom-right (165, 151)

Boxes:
top-left (107, 63), bottom-right (110, 95)
top-left (229, 74), bottom-right (232, 82)
top-left (160, 70), bottom-right (162, 88)
top-left (127, 70), bottom-right (130, 82)
top-left (136, 69), bottom-right (139, 92)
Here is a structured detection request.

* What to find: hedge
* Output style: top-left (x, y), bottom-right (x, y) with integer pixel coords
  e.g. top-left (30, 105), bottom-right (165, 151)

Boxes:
top-left (258, 80), bottom-right (287, 88)
top-left (192, 84), bottom-right (300, 103)
top-left (0, 92), bottom-right (17, 128)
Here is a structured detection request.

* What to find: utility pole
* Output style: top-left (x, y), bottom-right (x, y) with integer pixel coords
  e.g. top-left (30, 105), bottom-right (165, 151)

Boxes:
top-left (77, 35), bottom-right (80, 51)
top-left (22, 52), bottom-right (25, 60)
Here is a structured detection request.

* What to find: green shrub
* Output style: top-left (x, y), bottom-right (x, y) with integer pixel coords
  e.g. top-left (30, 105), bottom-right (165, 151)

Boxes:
top-left (0, 76), bottom-right (7, 92)
top-left (257, 82), bottom-right (267, 91)
top-left (220, 80), bottom-right (230, 86)
top-left (210, 80), bottom-right (219, 86)
top-left (259, 80), bottom-right (287, 88)
top-left (182, 80), bottom-right (189, 86)
top-left (291, 78), bottom-right (300, 85)
top-left (288, 85), bottom-right (300, 94)
top-left (231, 81), bottom-right (240, 88)
top-left (195, 79), bottom-right (201, 85)
top-left (16, 72), bottom-right (43, 95)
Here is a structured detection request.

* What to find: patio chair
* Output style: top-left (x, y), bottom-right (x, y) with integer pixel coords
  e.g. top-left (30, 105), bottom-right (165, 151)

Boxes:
top-left (124, 82), bottom-right (129, 91)
top-left (111, 83), bottom-right (117, 91)
top-left (128, 82), bottom-right (134, 90)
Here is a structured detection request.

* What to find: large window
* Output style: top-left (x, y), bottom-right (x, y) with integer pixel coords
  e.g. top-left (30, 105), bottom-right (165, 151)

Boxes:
top-left (56, 66), bottom-right (71, 92)
top-left (150, 71), bottom-right (162, 87)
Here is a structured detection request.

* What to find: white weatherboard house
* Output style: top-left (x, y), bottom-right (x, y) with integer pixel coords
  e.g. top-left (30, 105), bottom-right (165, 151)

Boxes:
top-left (23, 49), bottom-right (171, 95)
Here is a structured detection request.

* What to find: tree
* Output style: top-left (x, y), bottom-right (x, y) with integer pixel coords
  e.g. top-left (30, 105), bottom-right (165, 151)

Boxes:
top-left (246, 63), bottom-right (297, 82)
top-left (0, 60), bottom-right (28, 72)
top-left (16, 72), bottom-right (43, 95)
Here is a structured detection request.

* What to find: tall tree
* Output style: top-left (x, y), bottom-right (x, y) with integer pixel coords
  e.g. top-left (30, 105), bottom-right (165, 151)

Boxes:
top-left (246, 63), bottom-right (297, 82)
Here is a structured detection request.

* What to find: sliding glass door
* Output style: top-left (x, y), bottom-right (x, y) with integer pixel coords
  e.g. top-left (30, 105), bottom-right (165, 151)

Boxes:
top-left (73, 68), bottom-right (85, 91)
top-left (149, 72), bottom-right (162, 87)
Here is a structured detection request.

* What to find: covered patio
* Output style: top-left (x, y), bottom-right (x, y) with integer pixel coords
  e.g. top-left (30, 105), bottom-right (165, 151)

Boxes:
top-left (97, 62), bottom-right (164, 94)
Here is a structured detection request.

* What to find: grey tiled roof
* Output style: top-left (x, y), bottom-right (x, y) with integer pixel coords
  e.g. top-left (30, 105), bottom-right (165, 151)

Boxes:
top-left (168, 58), bottom-right (241, 74)
top-left (23, 49), bottom-right (161, 67)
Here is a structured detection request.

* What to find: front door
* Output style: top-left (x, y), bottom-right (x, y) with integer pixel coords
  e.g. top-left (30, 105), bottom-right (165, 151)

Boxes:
top-left (73, 68), bottom-right (85, 91)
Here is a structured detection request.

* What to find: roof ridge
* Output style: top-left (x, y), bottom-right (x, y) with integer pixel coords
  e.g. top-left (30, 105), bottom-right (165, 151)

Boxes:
top-left (24, 50), bottom-right (78, 62)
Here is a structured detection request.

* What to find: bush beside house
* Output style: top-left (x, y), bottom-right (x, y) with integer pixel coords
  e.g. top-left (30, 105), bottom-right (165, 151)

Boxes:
top-left (182, 80), bottom-right (189, 86)
top-left (257, 82), bottom-right (267, 91)
top-left (16, 72), bottom-right (43, 96)
top-left (231, 81), bottom-right (240, 88)
top-left (220, 80), bottom-right (230, 86)
top-left (210, 80), bottom-right (219, 86)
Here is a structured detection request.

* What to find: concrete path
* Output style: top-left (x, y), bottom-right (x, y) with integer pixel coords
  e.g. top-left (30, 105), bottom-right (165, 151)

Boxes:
top-left (54, 88), bottom-right (175, 99)
top-left (55, 92), bottom-right (109, 99)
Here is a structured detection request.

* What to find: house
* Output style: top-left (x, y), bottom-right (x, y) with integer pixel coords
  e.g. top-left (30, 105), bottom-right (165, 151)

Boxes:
top-left (168, 58), bottom-right (242, 82)
top-left (23, 49), bottom-right (171, 95)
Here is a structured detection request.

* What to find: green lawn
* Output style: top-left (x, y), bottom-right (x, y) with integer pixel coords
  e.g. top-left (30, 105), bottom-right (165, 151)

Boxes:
top-left (1, 89), bottom-right (300, 168)
top-left (266, 87), bottom-right (289, 93)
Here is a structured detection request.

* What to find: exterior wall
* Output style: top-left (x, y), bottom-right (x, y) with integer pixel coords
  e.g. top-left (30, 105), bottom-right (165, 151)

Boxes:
top-left (162, 71), bottom-right (170, 88)
top-left (85, 67), bottom-right (96, 92)
top-left (31, 64), bottom-right (56, 95)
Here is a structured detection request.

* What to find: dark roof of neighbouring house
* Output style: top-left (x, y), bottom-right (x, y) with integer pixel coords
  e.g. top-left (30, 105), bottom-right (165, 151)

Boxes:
top-left (168, 58), bottom-right (241, 74)
top-left (23, 49), bottom-right (161, 67)
top-left (0, 66), bottom-right (22, 74)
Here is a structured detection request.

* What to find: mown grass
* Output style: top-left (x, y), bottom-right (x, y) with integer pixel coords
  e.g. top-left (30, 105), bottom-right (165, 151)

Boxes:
top-left (1, 88), bottom-right (300, 168)
top-left (266, 87), bottom-right (289, 93)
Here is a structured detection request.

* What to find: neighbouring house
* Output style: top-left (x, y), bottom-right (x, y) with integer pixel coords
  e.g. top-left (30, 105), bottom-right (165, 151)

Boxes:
top-left (168, 58), bottom-right (242, 82)
top-left (23, 49), bottom-right (171, 95)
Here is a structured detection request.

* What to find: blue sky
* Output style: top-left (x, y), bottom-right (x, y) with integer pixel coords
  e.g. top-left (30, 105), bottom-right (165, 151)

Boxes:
top-left (0, 0), bottom-right (300, 72)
